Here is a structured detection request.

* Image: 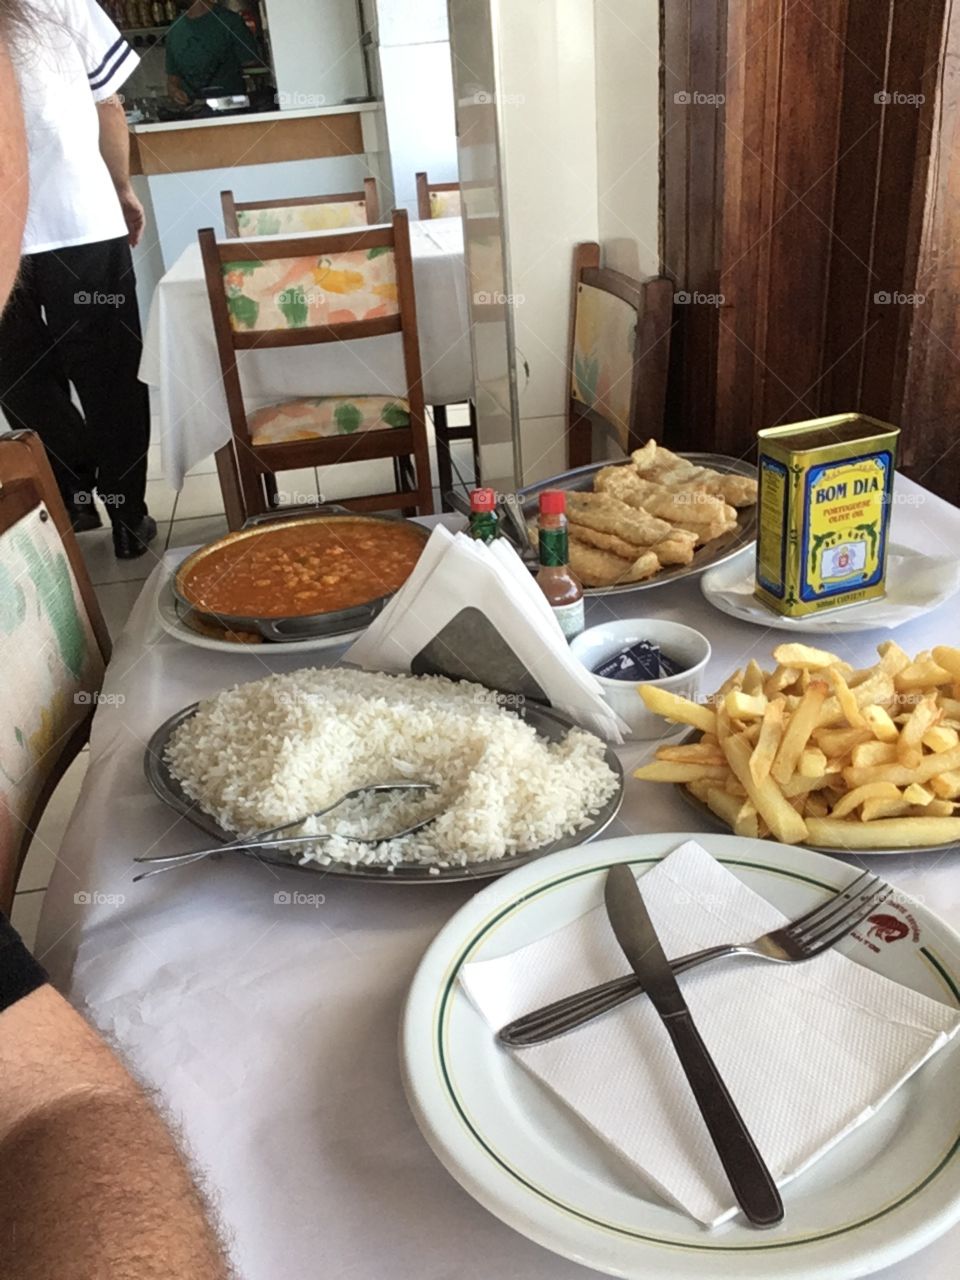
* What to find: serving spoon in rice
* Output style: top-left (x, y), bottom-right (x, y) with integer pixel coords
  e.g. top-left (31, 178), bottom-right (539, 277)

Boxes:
top-left (133, 781), bottom-right (439, 881)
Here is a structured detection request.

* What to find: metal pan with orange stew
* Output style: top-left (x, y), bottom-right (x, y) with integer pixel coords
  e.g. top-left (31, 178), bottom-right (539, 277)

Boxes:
top-left (173, 508), bottom-right (430, 642)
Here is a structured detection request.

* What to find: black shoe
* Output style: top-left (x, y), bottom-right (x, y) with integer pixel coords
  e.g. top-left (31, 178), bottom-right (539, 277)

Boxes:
top-left (69, 493), bottom-right (103, 533)
top-left (113, 514), bottom-right (158, 560)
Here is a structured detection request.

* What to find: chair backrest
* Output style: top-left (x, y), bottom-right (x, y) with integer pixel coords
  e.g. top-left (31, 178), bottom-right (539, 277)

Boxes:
top-left (221, 178), bottom-right (380, 238)
top-left (0, 431), bottom-right (110, 913)
top-left (568, 242), bottom-right (674, 454)
top-left (415, 171), bottom-right (462, 221)
top-left (198, 209), bottom-right (425, 447)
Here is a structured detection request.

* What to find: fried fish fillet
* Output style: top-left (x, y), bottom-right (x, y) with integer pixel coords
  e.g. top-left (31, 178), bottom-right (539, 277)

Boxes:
top-left (566, 489), bottom-right (673, 545)
top-left (528, 525), bottom-right (658, 586)
top-left (650, 532), bottom-right (697, 565)
top-left (595, 465), bottom-right (736, 529)
top-left (568, 521), bottom-right (646, 561)
top-left (630, 442), bottom-right (758, 508)
top-left (568, 539), bottom-right (660, 587)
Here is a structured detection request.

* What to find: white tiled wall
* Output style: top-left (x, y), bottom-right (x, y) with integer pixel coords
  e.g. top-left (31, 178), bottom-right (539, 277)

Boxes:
top-left (595, 0), bottom-right (661, 278)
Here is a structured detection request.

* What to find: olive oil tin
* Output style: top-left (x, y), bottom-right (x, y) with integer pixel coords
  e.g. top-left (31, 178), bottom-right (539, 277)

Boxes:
top-left (755, 414), bottom-right (899, 617)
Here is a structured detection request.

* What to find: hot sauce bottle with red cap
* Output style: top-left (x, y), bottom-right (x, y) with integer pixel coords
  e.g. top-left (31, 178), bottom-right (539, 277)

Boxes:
top-left (537, 491), bottom-right (585, 639)
top-left (468, 487), bottom-right (500, 543)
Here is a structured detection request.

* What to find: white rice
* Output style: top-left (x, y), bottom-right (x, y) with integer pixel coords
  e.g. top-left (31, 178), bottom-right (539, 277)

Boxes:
top-left (163, 668), bottom-right (619, 869)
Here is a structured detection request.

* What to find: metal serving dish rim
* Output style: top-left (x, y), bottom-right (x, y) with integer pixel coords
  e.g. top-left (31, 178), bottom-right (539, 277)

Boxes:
top-left (144, 700), bottom-right (625, 883)
top-left (512, 451), bottom-right (757, 597)
top-left (172, 508), bottom-right (430, 643)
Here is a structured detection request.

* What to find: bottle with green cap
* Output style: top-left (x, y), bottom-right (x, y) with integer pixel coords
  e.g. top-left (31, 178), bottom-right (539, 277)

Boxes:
top-left (537, 490), bottom-right (584, 639)
top-left (468, 488), bottom-right (500, 543)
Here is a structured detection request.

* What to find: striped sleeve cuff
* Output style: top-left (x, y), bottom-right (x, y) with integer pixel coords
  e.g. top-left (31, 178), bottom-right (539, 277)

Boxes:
top-left (88, 36), bottom-right (139, 100)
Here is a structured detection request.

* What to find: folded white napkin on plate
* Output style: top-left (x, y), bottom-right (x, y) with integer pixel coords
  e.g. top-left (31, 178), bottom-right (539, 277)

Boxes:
top-left (461, 840), bottom-right (960, 1227)
top-left (709, 543), bottom-right (960, 629)
top-left (344, 525), bottom-right (624, 741)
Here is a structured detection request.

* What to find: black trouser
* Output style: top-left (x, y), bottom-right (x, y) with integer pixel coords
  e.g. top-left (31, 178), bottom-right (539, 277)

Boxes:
top-left (0, 235), bottom-right (149, 525)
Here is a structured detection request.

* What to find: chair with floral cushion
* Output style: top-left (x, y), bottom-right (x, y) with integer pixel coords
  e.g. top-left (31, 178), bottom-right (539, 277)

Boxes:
top-left (567, 242), bottom-right (675, 468)
top-left (415, 172), bottom-right (462, 221)
top-left (221, 179), bottom-right (380, 238)
top-left (198, 209), bottom-right (434, 523)
top-left (0, 431), bottom-right (110, 914)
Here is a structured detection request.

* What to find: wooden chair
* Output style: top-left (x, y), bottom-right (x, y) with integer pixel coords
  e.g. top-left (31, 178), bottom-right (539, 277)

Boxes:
top-left (199, 210), bottom-right (434, 524)
top-left (221, 178), bottom-right (380, 238)
top-left (415, 172), bottom-right (462, 221)
top-left (567, 243), bottom-right (674, 468)
top-left (0, 431), bottom-right (110, 914)
top-left (414, 171), bottom-right (476, 507)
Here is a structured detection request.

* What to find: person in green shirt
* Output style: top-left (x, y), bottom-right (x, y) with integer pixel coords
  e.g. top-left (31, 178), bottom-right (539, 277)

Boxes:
top-left (166, 1), bottom-right (261, 104)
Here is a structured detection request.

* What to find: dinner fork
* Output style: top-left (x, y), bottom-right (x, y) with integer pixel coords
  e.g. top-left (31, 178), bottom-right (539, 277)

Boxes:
top-left (498, 869), bottom-right (891, 1046)
top-left (133, 781), bottom-right (438, 881)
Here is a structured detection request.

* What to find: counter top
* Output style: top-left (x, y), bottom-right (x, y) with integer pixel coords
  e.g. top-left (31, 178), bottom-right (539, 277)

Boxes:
top-left (132, 101), bottom-right (380, 135)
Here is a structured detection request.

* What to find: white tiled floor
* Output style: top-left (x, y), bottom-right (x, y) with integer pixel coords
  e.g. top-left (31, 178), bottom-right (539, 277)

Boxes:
top-left (11, 414), bottom-right (478, 951)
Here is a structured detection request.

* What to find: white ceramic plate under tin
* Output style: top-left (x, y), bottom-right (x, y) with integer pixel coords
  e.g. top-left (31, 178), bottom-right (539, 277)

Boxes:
top-left (700, 543), bottom-right (960, 634)
top-left (401, 832), bottom-right (960, 1279)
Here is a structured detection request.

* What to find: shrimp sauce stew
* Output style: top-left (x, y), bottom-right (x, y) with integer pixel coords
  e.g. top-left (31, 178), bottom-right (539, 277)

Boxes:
top-left (178, 518), bottom-right (426, 619)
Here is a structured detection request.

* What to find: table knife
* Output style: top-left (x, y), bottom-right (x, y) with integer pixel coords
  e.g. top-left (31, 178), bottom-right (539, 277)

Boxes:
top-left (604, 863), bottom-right (784, 1228)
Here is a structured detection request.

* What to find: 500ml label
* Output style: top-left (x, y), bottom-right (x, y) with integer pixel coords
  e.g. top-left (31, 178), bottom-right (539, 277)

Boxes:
top-left (801, 454), bottom-right (893, 602)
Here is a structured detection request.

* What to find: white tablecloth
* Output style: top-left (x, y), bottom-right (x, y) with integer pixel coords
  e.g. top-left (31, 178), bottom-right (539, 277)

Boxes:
top-left (140, 219), bottom-right (474, 489)
top-left (36, 482), bottom-right (960, 1279)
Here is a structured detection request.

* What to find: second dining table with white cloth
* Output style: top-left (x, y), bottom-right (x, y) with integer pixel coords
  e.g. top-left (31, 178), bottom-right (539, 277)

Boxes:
top-left (34, 479), bottom-right (960, 1279)
top-left (139, 218), bottom-right (473, 490)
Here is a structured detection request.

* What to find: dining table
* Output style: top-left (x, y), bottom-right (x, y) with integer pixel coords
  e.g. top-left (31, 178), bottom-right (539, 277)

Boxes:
top-left (139, 217), bottom-right (474, 492)
top-left (34, 476), bottom-right (960, 1279)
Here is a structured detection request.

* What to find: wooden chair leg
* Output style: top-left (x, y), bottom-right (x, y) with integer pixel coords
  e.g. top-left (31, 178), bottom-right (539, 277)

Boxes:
top-left (567, 406), bottom-right (592, 469)
top-left (468, 401), bottom-right (480, 480)
top-left (214, 440), bottom-right (245, 531)
top-left (433, 404), bottom-right (455, 511)
top-left (263, 472), bottom-right (279, 508)
top-left (236, 443), bottom-right (267, 520)
top-left (411, 411), bottom-right (435, 517)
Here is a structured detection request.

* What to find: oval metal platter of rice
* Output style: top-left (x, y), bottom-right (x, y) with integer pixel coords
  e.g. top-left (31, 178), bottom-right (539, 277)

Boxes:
top-left (144, 669), bottom-right (625, 882)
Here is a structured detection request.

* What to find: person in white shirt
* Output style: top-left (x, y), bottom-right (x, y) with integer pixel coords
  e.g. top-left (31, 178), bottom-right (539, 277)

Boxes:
top-left (0, 0), bottom-right (156, 558)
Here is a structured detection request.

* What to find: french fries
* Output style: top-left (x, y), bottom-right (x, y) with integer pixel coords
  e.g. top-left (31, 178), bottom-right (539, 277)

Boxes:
top-left (632, 641), bottom-right (960, 850)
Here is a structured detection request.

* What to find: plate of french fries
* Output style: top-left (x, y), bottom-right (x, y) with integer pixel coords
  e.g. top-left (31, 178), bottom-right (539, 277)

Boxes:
top-left (517, 444), bottom-right (758, 594)
top-left (633, 641), bottom-right (960, 852)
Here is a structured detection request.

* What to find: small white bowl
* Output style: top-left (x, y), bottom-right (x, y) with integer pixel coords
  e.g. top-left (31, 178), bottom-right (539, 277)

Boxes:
top-left (570, 619), bottom-right (712, 741)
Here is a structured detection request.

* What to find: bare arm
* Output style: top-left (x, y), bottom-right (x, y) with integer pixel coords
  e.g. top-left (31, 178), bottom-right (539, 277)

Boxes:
top-left (0, 984), bottom-right (233, 1280)
top-left (96, 93), bottom-right (145, 247)
top-left (167, 72), bottom-right (192, 107)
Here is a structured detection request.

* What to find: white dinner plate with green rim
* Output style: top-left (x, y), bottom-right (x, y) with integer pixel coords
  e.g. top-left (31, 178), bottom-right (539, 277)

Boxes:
top-left (401, 832), bottom-right (960, 1279)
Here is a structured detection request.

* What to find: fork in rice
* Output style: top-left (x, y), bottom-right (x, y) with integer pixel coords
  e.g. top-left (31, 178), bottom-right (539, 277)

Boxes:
top-left (133, 781), bottom-right (439, 880)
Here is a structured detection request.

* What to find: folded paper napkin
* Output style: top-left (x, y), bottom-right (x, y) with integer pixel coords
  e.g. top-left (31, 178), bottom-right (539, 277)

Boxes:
top-left (461, 840), bottom-right (960, 1226)
top-left (344, 525), bottom-right (625, 741)
top-left (713, 544), bottom-right (960, 629)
